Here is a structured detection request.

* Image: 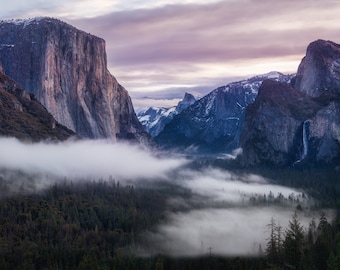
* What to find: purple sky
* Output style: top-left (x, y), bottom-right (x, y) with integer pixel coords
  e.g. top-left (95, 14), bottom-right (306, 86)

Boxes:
top-left (2, 0), bottom-right (340, 107)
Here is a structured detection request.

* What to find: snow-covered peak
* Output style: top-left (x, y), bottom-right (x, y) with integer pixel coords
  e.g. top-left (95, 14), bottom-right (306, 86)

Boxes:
top-left (176, 92), bottom-right (196, 114)
top-left (262, 71), bottom-right (284, 79)
top-left (137, 92), bottom-right (197, 137)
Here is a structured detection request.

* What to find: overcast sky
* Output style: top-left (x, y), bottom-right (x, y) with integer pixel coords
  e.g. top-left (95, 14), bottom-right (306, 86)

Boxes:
top-left (1, 0), bottom-right (340, 105)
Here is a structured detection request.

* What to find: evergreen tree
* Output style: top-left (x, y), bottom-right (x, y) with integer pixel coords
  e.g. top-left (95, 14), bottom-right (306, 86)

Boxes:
top-left (266, 217), bottom-right (283, 268)
top-left (283, 212), bottom-right (304, 270)
top-left (313, 212), bottom-right (332, 270)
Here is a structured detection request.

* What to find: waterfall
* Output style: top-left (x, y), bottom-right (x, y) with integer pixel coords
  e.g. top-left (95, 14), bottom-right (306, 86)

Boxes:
top-left (294, 121), bottom-right (308, 165)
top-left (301, 121), bottom-right (308, 160)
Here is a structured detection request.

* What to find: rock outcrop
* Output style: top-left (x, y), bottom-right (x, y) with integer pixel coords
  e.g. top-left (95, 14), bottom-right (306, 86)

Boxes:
top-left (0, 17), bottom-right (149, 142)
top-left (0, 70), bottom-right (75, 141)
top-left (155, 72), bottom-right (292, 153)
top-left (240, 40), bottom-right (340, 166)
top-left (292, 39), bottom-right (340, 97)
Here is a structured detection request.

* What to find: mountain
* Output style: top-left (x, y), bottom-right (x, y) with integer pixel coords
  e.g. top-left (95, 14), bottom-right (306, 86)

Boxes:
top-left (155, 72), bottom-right (293, 153)
top-left (0, 17), bottom-right (149, 143)
top-left (137, 93), bottom-right (196, 137)
top-left (0, 70), bottom-right (75, 141)
top-left (292, 39), bottom-right (340, 97)
top-left (240, 40), bottom-right (340, 166)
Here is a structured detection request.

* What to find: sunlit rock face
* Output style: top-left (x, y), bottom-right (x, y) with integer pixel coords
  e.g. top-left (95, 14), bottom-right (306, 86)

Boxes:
top-left (241, 40), bottom-right (340, 167)
top-left (0, 17), bottom-right (149, 142)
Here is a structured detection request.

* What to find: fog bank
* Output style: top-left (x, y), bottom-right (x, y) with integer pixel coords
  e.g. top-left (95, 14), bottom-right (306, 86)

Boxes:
top-left (0, 138), bottom-right (186, 181)
top-left (139, 207), bottom-right (314, 257)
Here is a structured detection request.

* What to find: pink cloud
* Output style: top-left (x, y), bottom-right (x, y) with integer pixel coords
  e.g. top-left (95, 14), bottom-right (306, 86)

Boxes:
top-left (61, 1), bottom-right (340, 94)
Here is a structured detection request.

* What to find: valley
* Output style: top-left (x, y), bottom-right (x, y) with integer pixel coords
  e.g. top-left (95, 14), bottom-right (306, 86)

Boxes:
top-left (0, 16), bottom-right (339, 270)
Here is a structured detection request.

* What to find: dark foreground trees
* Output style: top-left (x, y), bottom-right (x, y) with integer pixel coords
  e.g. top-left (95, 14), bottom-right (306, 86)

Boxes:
top-left (265, 210), bottom-right (340, 270)
top-left (0, 178), bottom-right (339, 269)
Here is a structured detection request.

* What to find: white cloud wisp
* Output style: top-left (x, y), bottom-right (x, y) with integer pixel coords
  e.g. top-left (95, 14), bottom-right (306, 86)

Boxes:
top-left (0, 138), bottom-right (186, 181)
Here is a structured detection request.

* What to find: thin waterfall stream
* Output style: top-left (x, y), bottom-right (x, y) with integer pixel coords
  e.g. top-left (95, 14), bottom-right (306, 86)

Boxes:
top-left (294, 121), bottom-right (308, 165)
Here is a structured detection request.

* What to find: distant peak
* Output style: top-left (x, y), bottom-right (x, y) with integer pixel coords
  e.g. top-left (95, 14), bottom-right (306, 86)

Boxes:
top-left (182, 92), bottom-right (196, 101)
top-left (256, 71), bottom-right (284, 79)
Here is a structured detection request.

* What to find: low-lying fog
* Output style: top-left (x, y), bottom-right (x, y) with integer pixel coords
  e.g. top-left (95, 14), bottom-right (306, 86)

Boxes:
top-left (0, 138), bottom-right (324, 257)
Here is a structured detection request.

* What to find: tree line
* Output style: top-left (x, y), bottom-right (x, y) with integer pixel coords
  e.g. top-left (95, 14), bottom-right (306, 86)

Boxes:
top-left (0, 172), bottom-right (339, 269)
top-left (265, 211), bottom-right (340, 270)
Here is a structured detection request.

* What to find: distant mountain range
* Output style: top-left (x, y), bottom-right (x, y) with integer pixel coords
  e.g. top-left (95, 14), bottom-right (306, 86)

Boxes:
top-left (149, 72), bottom-right (293, 153)
top-left (138, 40), bottom-right (340, 166)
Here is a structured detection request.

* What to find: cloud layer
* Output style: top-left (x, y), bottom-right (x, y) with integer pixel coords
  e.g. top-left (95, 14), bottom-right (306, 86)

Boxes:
top-left (66, 0), bottom-right (340, 97)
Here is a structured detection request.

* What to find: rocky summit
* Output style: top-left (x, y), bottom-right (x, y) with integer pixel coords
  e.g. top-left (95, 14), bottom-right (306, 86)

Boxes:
top-left (292, 39), bottom-right (340, 97)
top-left (0, 17), bottom-right (149, 142)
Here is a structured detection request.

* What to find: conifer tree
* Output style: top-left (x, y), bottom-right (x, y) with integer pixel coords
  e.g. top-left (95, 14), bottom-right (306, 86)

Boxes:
top-left (283, 212), bottom-right (304, 270)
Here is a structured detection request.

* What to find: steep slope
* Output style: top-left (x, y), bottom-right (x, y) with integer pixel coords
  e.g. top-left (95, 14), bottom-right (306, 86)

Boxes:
top-left (0, 17), bottom-right (148, 142)
top-left (0, 70), bottom-right (75, 141)
top-left (240, 40), bottom-right (340, 166)
top-left (240, 80), bottom-right (340, 166)
top-left (137, 93), bottom-right (196, 137)
top-left (155, 72), bottom-right (293, 153)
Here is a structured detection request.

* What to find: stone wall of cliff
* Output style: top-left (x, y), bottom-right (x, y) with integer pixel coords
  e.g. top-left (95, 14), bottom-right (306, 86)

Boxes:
top-left (0, 17), bottom-right (148, 142)
top-left (240, 40), bottom-right (340, 167)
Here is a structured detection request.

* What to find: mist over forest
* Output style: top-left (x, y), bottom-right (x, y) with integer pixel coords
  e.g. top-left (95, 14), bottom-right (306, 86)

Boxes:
top-left (0, 138), bottom-right (335, 261)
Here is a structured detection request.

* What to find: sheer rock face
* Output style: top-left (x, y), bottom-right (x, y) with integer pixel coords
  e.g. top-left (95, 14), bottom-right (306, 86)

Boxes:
top-left (240, 80), bottom-right (302, 166)
top-left (241, 40), bottom-right (340, 167)
top-left (0, 18), bottom-right (148, 141)
top-left (240, 75), bottom-right (340, 167)
top-left (293, 39), bottom-right (340, 97)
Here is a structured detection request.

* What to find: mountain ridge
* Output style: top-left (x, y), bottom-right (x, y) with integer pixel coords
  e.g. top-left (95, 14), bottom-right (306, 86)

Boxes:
top-left (155, 72), bottom-right (293, 153)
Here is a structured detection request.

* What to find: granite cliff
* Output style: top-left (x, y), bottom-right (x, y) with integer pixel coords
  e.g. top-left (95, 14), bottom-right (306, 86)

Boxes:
top-left (240, 40), bottom-right (340, 166)
top-left (292, 40), bottom-right (340, 97)
top-left (0, 17), bottom-right (148, 142)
